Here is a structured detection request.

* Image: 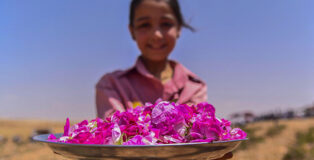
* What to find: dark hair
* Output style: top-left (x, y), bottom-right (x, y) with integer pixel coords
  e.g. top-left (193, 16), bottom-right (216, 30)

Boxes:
top-left (129, 0), bottom-right (195, 31)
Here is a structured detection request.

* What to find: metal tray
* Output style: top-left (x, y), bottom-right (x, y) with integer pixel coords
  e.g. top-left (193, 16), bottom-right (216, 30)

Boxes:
top-left (33, 133), bottom-right (246, 160)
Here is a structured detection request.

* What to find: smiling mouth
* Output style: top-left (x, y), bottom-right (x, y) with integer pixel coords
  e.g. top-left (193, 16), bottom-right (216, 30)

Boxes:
top-left (147, 44), bottom-right (167, 50)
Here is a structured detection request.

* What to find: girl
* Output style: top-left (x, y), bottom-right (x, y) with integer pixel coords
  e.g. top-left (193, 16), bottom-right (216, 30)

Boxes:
top-left (96, 0), bottom-right (207, 118)
top-left (96, 1), bottom-right (232, 159)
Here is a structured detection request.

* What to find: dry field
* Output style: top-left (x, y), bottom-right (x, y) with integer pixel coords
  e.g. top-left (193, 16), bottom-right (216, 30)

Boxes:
top-left (0, 118), bottom-right (314, 160)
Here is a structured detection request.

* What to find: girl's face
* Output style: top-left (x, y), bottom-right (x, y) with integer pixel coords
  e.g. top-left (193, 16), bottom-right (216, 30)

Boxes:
top-left (129, 0), bottom-right (181, 62)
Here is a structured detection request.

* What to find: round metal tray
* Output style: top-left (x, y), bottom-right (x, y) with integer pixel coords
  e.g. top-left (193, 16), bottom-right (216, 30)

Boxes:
top-left (33, 133), bottom-right (246, 160)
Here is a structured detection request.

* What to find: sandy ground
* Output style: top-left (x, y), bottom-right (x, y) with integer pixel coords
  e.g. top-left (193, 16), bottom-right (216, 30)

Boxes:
top-left (233, 118), bottom-right (314, 160)
top-left (0, 118), bottom-right (313, 160)
top-left (0, 119), bottom-right (68, 160)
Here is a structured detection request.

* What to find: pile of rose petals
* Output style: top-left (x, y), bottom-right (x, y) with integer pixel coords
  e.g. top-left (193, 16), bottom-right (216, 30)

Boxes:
top-left (48, 101), bottom-right (247, 145)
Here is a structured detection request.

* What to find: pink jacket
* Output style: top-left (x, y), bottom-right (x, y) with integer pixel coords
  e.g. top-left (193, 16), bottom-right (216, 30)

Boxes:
top-left (96, 57), bottom-right (208, 118)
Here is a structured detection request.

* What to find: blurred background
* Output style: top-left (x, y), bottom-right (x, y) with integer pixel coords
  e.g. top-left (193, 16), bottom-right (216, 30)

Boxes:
top-left (0, 0), bottom-right (313, 160)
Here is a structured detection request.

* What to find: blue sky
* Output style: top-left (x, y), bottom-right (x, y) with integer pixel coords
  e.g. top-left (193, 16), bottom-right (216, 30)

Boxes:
top-left (1, 0), bottom-right (313, 120)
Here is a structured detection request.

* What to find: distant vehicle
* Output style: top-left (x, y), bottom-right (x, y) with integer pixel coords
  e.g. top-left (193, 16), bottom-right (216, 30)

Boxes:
top-left (29, 128), bottom-right (52, 142)
top-left (229, 111), bottom-right (255, 125)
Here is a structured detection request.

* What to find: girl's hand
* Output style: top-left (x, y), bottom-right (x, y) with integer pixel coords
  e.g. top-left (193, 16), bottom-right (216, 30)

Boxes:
top-left (214, 152), bottom-right (233, 160)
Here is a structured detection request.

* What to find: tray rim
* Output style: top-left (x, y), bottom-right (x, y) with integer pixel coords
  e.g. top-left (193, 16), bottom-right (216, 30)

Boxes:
top-left (33, 133), bottom-right (248, 148)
